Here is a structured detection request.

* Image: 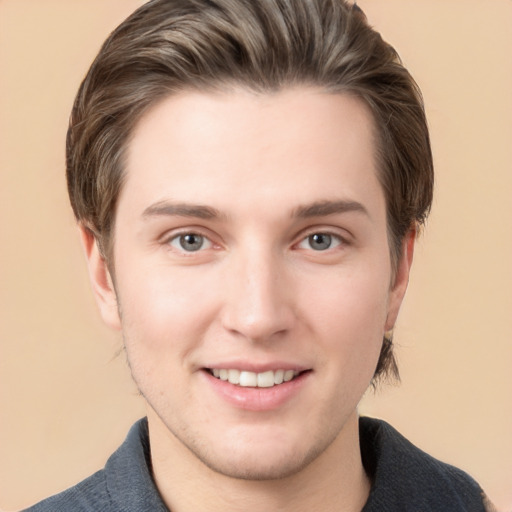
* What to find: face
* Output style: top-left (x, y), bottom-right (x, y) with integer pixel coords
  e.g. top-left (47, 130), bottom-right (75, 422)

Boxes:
top-left (83, 88), bottom-right (412, 480)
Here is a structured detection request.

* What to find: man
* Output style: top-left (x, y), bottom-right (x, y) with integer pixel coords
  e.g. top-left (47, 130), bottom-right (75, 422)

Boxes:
top-left (25, 0), bottom-right (492, 510)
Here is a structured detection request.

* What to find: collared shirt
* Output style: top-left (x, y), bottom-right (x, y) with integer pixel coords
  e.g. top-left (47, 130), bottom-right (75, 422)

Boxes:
top-left (24, 417), bottom-right (487, 511)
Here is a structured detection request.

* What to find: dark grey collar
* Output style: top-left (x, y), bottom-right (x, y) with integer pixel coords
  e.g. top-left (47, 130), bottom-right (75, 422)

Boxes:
top-left (105, 418), bottom-right (169, 511)
top-left (360, 417), bottom-right (485, 511)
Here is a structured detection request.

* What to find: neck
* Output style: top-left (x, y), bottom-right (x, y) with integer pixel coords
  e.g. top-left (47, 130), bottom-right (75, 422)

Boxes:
top-left (148, 409), bottom-right (370, 512)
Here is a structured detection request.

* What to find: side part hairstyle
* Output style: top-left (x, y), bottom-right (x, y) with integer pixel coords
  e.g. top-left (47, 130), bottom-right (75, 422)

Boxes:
top-left (67, 0), bottom-right (434, 383)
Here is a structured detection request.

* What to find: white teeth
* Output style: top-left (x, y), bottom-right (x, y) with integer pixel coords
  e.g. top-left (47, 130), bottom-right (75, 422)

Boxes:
top-left (257, 370), bottom-right (275, 388)
top-left (228, 369), bottom-right (240, 384)
top-left (274, 369), bottom-right (284, 385)
top-left (210, 368), bottom-right (301, 387)
top-left (284, 369), bottom-right (295, 382)
top-left (239, 371), bottom-right (257, 387)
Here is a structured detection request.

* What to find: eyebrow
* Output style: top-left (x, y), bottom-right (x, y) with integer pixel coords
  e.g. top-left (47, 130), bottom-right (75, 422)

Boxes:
top-left (142, 201), bottom-right (223, 220)
top-left (141, 199), bottom-right (368, 221)
top-left (292, 199), bottom-right (369, 218)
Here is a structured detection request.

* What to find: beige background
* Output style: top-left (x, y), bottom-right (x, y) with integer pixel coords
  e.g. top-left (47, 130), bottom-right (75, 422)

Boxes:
top-left (1, 0), bottom-right (511, 510)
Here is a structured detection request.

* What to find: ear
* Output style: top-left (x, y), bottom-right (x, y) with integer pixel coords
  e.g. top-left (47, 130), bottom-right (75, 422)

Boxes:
top-left (385, 227), bottom-right (416, 331)
top-left (78, 225), bottom-right (122, 331)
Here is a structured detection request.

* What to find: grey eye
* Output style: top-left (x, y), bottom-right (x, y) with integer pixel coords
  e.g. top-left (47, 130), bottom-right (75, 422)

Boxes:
top-left (170, 233), bottom-right (210, 252)
top-left (297, 232), bottom-right (342, 252)
top-left (307, 233), bottom-right (333, 251)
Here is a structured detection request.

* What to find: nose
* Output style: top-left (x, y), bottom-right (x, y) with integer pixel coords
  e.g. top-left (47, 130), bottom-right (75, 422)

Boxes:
top-left (220, 247), bottom-right (295, 343)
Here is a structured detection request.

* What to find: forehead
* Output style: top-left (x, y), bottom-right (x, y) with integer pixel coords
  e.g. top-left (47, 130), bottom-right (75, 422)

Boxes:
top-left (120, 87), bottom-right (382, 219)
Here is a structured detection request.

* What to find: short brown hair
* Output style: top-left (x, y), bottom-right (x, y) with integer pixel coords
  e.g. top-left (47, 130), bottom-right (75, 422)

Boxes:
top-left (67, 0), bottom-right (433, 383)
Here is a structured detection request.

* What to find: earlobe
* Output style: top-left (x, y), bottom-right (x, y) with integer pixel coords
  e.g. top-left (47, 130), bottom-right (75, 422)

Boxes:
top-left (78, 225), bottom-right (122, 331)
top-left (385, 228), bottom-right (416, 331)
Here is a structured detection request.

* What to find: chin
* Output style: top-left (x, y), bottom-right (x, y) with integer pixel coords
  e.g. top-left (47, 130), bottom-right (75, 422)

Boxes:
top-left (181, 426), bottom-right (338, 482)
top-left (195, 447), bottom-right (317, 481)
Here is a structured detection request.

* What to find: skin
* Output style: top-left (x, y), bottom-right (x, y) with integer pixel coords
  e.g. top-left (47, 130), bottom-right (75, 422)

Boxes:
top-left (81, 88), bottom-right (414, 512)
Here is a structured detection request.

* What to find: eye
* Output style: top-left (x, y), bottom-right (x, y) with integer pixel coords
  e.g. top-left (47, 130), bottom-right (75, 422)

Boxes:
top-left (298, 232), bottom-right (342, 251)
top-left (168, 233), bottom-right (212, 252)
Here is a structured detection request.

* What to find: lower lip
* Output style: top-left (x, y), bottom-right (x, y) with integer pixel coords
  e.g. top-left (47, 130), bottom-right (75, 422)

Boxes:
top-left (202, 370), bottom-right (311, 411)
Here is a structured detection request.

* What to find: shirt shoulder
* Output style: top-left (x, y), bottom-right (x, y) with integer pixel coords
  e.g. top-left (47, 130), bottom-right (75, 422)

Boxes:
top-left (23, 418), bottom-right (168, 512)
top-left (360, 417), bottom-right (489, 512)
top-left (22, 469), bottom-right (111, 512)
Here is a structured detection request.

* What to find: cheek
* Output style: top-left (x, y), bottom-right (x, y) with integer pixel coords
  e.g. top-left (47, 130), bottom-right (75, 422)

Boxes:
top-left (115, 259), bottom-right (220, 354)
top-left (308, 263), bottom-right (390, 327)
top-left (303, 265), bottom-right (391, 364)
top-left (116, 271), bottom-right (208, 398)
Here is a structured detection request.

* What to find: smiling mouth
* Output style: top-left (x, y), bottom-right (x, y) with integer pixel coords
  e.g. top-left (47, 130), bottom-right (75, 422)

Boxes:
top-left (206, 368), bottom-right (305, 388)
